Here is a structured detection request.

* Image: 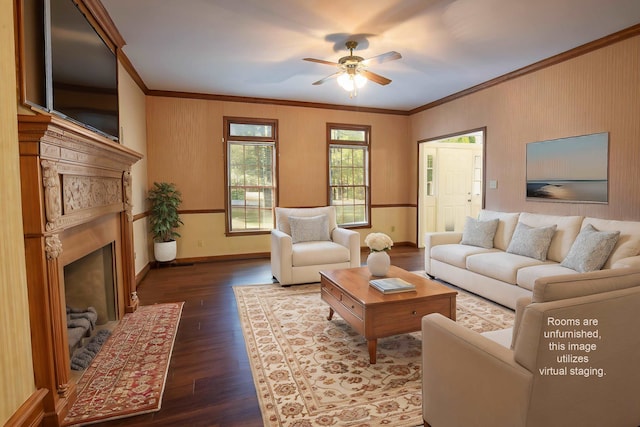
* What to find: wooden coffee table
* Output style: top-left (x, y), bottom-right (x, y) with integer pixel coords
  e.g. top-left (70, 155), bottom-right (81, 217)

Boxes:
top-left (320, 266), bottom-right (457, 364)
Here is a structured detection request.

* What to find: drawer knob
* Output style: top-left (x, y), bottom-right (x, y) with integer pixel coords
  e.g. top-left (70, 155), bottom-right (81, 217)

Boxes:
top-left (412, 310), bottom-right (417, 315)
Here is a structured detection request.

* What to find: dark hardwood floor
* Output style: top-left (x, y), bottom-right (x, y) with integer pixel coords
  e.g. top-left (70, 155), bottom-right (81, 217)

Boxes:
top-left (92, 246), bottom-right (424, 427)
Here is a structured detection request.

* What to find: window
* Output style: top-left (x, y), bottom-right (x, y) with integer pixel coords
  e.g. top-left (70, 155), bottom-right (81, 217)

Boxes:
top-left (426, 154), bottom-right (435, 196)
top-left (224, 117), bottom-right (277, 234)
top-left (327, 124), bottom-right (370, 227)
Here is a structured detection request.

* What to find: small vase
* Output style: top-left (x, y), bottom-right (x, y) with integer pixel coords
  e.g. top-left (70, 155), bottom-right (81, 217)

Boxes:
top-left (367, 251), bottom-right (390, 276)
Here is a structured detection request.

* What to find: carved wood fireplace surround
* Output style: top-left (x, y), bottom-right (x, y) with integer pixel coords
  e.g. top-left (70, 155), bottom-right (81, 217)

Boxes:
top-left (18, 114), bottom-right (142, 426)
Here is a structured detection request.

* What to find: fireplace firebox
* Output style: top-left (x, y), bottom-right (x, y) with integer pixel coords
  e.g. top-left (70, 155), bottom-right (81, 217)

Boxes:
top-left (64, 242), bottom-right (116, 356)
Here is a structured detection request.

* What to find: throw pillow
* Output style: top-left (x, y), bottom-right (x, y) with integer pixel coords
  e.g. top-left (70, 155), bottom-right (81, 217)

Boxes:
top-left (460, 217), bottom-right (499, 249)
top-left (560, 224), bottom-right (620, 273)
top-left (288, 214), bottom-right (330, 244)
top-left (506, 222), bottom-right (557, 261)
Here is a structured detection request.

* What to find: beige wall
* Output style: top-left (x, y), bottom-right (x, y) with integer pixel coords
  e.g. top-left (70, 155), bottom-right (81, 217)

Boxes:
top-left (146, 34), bottom-right (640, 262)
top-left (0, 0), bottom-right (37, 422)
top-left (117, 62), bottom-right (149, 275)
top-left (410, 35), bottom-right (640, 221)
top-left (146, 97), bottom-right (414, 258)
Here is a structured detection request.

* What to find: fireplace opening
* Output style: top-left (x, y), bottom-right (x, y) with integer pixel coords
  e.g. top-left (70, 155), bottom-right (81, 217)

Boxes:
top-left (64, 242), bottom-right (118, 371)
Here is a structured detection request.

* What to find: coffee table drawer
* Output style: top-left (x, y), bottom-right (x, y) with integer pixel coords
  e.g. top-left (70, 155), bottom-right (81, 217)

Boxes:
top-left (321, 280), bottom-right (342, 300)
top-left (369, 296), bottom-right (454, 337)
top-left (340, 293), bottom-right (364, 318)
top-left (321, 280), bottom-right (364, 318)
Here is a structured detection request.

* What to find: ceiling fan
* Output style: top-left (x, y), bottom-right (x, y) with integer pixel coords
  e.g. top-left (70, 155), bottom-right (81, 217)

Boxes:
top-left (303, 41), bottom-right (402, 96)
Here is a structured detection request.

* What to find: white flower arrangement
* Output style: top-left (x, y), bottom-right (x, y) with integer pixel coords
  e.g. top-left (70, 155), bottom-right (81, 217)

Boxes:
top-left (364, 232), bottom-right (394, 252)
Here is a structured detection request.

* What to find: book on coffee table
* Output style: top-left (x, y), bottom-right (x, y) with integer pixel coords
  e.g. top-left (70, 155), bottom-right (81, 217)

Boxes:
top-left (369, 277), bottom-right (416, 294)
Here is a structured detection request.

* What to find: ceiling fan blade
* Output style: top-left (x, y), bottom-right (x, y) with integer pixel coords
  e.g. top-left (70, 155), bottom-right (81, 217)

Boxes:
top-left (303, 58), bottom-right (340, 66)
top-left (360, 70), bottom-right (392, 86)
top-left (361, 51), bottom-right (402, 66)
top-left (312, 71), bottom-right (342, 85)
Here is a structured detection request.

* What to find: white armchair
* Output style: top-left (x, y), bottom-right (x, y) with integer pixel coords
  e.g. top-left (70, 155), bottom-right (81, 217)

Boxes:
top-left (271, 206), bottom-right (361, 285)
top-left (421, 268), bottom-right (640, 427)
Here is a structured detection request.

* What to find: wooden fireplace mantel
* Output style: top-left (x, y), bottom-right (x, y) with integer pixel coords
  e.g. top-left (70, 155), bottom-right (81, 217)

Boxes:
top-left (17, 114), bottom-right (143, 426)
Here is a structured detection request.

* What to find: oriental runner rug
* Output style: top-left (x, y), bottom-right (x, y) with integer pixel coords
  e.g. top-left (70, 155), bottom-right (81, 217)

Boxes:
top-left (234, 279), bottom-right (514, 427)
top-left (63, 302), bottom-right (184, 426)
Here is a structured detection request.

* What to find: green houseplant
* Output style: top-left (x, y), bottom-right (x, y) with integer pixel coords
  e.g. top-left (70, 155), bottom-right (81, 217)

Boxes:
top-left (147, 182), bottom-right (183, 262)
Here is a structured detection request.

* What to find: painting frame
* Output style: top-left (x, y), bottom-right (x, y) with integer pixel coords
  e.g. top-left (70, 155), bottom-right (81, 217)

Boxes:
top-left (526, 132), bottom-right (609, 204)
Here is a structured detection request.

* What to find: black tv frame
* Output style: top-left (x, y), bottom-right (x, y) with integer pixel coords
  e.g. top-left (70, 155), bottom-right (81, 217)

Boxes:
top-left (26, 0), bottom-right (120, 141)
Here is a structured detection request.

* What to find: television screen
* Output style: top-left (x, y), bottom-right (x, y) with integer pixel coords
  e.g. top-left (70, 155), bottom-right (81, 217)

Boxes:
top-left (49, 0), bottom-right (119, 140)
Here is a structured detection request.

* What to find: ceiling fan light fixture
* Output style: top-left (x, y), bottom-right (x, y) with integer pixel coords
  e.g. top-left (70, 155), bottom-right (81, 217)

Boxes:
top-left (337, 70), bottom-right (367, 97)
top-left (337, 73), bottom-right (354, 91)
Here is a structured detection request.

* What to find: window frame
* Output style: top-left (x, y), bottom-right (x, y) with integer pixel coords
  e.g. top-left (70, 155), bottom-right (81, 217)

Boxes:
top-left (224, 116), bottom-right (278, 236)
top-left (425, 153), bottom-right (435, 197)
top-left (326, 123), bottom-right (371, 228)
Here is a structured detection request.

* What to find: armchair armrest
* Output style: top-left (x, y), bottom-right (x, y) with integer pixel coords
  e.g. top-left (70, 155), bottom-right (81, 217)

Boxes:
top-left (332, 227), bottom-right (361, 268)
top-left (510, 296), bottom-right (532, 349)
top-left (424, 232), bottom-right (463, 274)
top-left (271, 229), bottom-right (293, 284)
top-left (422, 314), bottom-right (532, 427)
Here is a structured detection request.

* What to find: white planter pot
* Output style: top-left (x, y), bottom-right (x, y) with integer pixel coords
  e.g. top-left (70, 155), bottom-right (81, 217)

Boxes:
top-left (367, 251), bottom-right (390, 276)
top-left (154, 240), bottom-right (177, 262)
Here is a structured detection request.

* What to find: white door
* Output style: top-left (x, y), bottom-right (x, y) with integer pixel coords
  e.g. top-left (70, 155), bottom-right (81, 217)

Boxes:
top-left (437, 148), bottom-right (473, 232)
top-left (418, 132), bottom-right (484, 247)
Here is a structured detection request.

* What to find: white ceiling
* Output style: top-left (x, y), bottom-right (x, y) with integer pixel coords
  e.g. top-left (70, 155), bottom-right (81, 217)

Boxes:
top-left (100, 0), bottom-right (640, 112)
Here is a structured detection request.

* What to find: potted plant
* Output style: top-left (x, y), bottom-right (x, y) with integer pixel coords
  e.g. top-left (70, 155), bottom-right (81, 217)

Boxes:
top-left (147, 182), bottom-right (183, 262)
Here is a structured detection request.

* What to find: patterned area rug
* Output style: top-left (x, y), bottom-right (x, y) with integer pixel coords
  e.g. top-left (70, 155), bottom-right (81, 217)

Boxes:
top-left (63, 302), bottom-right (184, 426)
top-left (234, 279), bottom-right (514, 427)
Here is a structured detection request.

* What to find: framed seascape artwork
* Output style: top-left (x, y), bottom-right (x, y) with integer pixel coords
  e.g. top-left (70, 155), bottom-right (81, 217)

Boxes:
top-left (526, 132), bottom-right (609, 204)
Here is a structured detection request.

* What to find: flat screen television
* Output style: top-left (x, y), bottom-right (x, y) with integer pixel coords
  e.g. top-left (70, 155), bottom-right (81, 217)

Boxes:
top-left (46, 0), bottom-right (119, 140)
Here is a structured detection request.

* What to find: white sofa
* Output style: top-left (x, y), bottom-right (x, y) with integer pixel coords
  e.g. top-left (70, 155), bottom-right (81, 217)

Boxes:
top-left (271, 206), bottom-right (360, 285)
top-left (424, 210), bottom-right (640, 309)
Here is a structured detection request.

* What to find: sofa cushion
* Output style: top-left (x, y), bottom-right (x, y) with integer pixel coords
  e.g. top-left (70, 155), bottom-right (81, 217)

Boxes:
top-left (518, 212), bottom-right (583, 262)
top-left (531, 267), bottom-right (640, 303)
top-left (516, 264), bottom-right (577, 291)
top-left (288, 214), bottom-right (330, 244)
top-left (478, 210), bottom-right (520, 251)
top-left (291, 241), bottom-right (350, 267)
top-left (431, 244), bottom-right (498, 269)
top-left (582, 217), bottom-right (640, 268)
top-left (460, 217), bottom-right (499, 248)
top-left (560, 224), bottom-right (620, 272)
top-left (506, 222), bottom-right (557, 261)
top-left (467, 252), bottom-right (549, 285)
